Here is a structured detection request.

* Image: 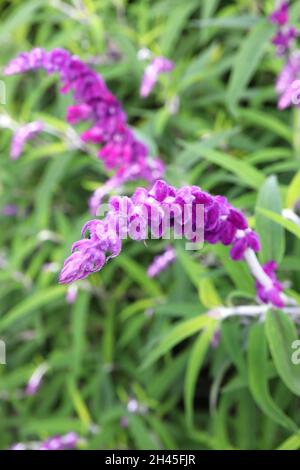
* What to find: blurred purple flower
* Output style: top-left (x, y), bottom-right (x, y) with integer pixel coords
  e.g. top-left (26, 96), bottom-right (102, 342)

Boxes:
top-left (269, 1), bottom-right (289, 26)
top-left (147, 245), bottom-right (176, 277)
top-left (1, 204), bottom-right (18, 216)
top-left (140, 56), bottom-right (174, 98)
top-left (5, 48), bottom-right (164, 186)
top-left (255, 261), bottom-right (284, 308)
top-left (10, 121), bottom-right (44, 160)
top-left (66, 284), bottom-right (78, 304)
top-left (25, 363), bottom-right (48, 396)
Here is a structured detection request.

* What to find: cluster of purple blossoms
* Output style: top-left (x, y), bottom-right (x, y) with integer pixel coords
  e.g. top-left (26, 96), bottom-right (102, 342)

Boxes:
top-left (269, 1), bottom-right (298, 55)
top-left (140, 56), bottom-right (174, 98)
top-left (56, 179), bottom-right (289, 308)
top-left (11, 432), bottom-right (78, 451)
top-left (147, 245), bottom-right (176, 278)
top-left (269, 2), bottom-right (300, 109)
top-left (255, 260), bottom-right (284, 308)
top-left (4, 48), bottom-right (165, 213)
top-left (10, 121), bottom-right (44, 160)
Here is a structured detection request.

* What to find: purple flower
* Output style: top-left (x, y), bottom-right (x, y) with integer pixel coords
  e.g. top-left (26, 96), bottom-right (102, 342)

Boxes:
top-left (255, 261), bottom-right (284, 308)
top-left (269, 2), bottom-right (289, 26)
top-left (147, 246), bottom-right (176, 277)
top-left (25, 363), bottom-right (48, 396)
top-left (272, 26), bottom-right (298, 55)
top-left (140, 56), bottom-right (174, 98)
top-left (10, 121), bottom-right (44, 160)
top-left (66, 284), bottom-right (78, 304)
top-left (230, 229), bottom-right (261, 261)
top-left (276, 53), bottom-right (300, 108)
top-left (1, 204), bottom-right (18, 216)
top-left (5, 48), bottom-right (164, 184)
top-left (10, 432), bottom-right (79, 451)
top-left (59, 180), bottom-right (258, 284)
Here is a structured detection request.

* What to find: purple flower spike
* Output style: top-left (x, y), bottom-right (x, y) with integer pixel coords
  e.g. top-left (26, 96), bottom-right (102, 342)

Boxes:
top-left (59, 180), bottom-right (258, 284)
top-left (10, 121), bottom-right (44, 160)
top-left (255, 261), bottom-right (284, 308)
top-left (5, 48), bottom-right (164, 184)
top-left (140, 56), bottom-right (174, 98)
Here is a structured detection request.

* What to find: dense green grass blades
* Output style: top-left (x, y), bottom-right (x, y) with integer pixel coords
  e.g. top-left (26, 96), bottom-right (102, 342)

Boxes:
top-left (255, 175), bottom-right (285, 264)
top-left (2, 0), bottom-right (300, 451)
top-left (265, 310), bottom-right (300, 397)
top-left (184, 321), bottom-right (218, 428)
top-left (227, 20), bottom-right (274, 111)
top-left (160, 0), bottom-right (199, 55)
top-left (141, 314), bottom-right (214, 370)
top-left (71, 291), bottom-right (89, 379)
top-left (0, 286), bottom-right (66, 332)
top-left (247, 322), bottom-right (297, 432)
top-left (257, 208), bottom-right (300, 239)
top-left (34, 153), bottom-right (74, 229)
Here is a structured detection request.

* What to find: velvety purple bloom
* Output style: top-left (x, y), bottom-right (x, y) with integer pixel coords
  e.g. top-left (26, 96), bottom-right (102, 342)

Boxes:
top-left (5, 48), bottom-right (164, 183)
top-left (255, 261), bottom-right (284, 308)
top-left (230, 229), bottom-right (261, 261)
top-left (10, 121), bottom-right (44, 160)
top-left (147, 246), bottom-right (176, 277)
top-left (269, 2), bottom-right (289, 26)
top-left (59, 180), bottom-right (258, 284)
top-left (140, 56), bottom-right (174, 98)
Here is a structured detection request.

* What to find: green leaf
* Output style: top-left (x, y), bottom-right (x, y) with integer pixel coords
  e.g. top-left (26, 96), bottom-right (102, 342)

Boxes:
top-left (286, 170), bottom-right (300, 208)
top-left (255, 176), bottom-right (285, 264)
top-left (265, 310), bottom-right (300, 397)
top-left (247, 322), bottom-right (297, 432)
top-left (227, 20), bottom-right (274, 111)
top-left (184, 322), bottom-right (218, 428)
top-left (277, 432), bottom-right (300, 450)
top-left (257, 208), bottom-right (300, 239)
top-left (141, 314), bottom-right (215, 370)
top-left (199, 148), bottom-right (265, 189)
top-left (0, 286), bottom-right (66, 332)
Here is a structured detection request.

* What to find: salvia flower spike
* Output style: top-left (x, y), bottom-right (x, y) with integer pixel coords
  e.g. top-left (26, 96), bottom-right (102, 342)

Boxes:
top-left (4, 48), bottom-right (165, 213)
top-left (59, 179), bottom-right (285, 308)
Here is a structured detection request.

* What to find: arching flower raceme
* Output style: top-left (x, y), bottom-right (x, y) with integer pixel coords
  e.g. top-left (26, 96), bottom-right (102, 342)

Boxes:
top-left (10, 121), bottom-right (44, 160)
top-left (4, 48), bottom-right (165, 213)
top-left (140, 56), bottom-right (174, 98)
top-left (269, 1), bottom-right (298, 55)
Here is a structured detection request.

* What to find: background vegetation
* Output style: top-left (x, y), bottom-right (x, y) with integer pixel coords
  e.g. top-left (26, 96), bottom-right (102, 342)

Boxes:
top-left (1, 0), bottom-right (300, 450)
